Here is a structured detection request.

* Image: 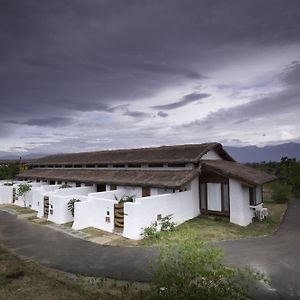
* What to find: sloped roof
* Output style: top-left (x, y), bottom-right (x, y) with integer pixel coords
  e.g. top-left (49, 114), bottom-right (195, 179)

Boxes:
top-left (17, 168), bottom-right (200, 189)
top-left (201, 160), bottom-right (277, 186)
top-left (29, 143), bottom-right (234, 165)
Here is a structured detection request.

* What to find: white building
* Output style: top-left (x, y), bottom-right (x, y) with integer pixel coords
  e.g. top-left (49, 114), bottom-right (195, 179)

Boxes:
top-left (15, 143), bottom-right (275, 240)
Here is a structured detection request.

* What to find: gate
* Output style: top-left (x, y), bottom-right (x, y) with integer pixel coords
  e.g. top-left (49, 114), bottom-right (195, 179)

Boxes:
top-left (114, 203), bottom-right (124, 232)
top-left (12, 188), bottom-right (16, 203)
top-left (43, 196), bottom-right (49, 218)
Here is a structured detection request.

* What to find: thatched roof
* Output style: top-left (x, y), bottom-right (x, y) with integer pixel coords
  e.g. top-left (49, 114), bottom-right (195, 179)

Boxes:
top-left (18, 160), bottom-right (275, 188)
top-left (29, 143), bottom-right (234, 165)
top-left (17, 168), bottom-right (200, 189)
top-left (201, 160), bottom-right (276, 186)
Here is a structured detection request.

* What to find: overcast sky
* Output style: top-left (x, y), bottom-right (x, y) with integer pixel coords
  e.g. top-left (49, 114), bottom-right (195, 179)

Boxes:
top-left (1, 0), bottom-right (300, 156)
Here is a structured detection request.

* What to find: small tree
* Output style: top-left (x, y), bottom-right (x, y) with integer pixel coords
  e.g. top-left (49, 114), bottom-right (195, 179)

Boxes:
top-left (67, 198), bottom-right (80, 217)
top-left (17, 183), bottom-right (32, 208)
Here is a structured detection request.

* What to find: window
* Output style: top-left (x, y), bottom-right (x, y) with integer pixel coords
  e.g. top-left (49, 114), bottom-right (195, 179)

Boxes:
top-left (74, 165), bottom-right (82, 168)
top-left (113, 164), bottom-right (125, 168)
top-left (167, 163), bottom-right (186, 168)
top-left (128, 163), bottom-right (141, 168)
top-left (249, 186), bottom-right (262, 206)
top-left (110, 184), bottom-right (117, 191)
top-left (55, 165), bottom-right (62, 168)
top-left (76, 182), bottom-right (81, 187)
top-left (86, 164), bottom-right (95, 168)
top-left (85, 183), bottom-right (93, 187)
top-left (49, 180), bottom-right (55, 185)
top-left (97, 184), bottom-right (106, 192)
top-left (97, 164), bottom-right (108, 168)
top-left (57, 181), bottom-right (62, 184)
top-left (148, 163), bottom-right (164, 168)
top-left (222, 183), bottom-right (230, 212)
top-left (65, 165), bottom-right (73, 168)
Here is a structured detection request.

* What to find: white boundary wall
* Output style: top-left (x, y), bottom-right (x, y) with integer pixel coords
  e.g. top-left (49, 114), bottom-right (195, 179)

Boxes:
top-left (72, 190), bottom-right (123, 230)
top-left (123, 178), bottom-right (199, 240)
top-left (229, 178), bottom-right (255, 226)
top-left (47, 186), bottom-right (96, 224)
top-left (0, 186), bottom-right (14, 204)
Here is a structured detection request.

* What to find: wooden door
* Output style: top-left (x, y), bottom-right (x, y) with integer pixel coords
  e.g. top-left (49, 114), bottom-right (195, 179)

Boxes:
top-left (142, 187), bottom-right (151, 197)
top-left (44, 196), bottom-right (49, 218)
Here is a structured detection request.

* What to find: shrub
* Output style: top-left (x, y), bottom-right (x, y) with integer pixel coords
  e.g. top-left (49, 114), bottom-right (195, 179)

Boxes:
top-left (67, 198), bottom-right (80, 217)
top-left (142, 215), bottom-right (176, 239)
top-left (143, 239), bottom-right (266, 300)
top-left (143, 222), bottom-right (159, 239)
top-left (270, 182), bottom-right (291, 203)
top-left (160, 214), bottom-right (176, 232)
top-left (59, 184), bottom-right (72, 189)
top-left (114, 194), bottom-right (135, 204)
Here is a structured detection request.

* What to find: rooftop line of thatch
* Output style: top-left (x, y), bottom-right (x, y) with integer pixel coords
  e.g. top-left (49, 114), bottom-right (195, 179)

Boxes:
top-left (28, 143), bottom-right (234, 165)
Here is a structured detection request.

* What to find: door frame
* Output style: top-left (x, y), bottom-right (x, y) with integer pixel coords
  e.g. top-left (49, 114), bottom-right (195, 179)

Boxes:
top-left (199, 176), bottom-right (230, 217)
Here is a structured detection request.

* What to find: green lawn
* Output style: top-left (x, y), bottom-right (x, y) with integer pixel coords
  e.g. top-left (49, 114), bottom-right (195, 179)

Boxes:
top-left (109, 202), bottom-right (287, 247)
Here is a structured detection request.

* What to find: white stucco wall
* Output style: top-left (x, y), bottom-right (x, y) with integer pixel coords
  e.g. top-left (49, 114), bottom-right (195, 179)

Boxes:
top-left (0, 186), bottom-right (14, 204)
top-left (201, 150), bottom-right (222, 160)
top-left (123, 178), bottom-right (199, 240)
top-left (46, 186), bottom-right (96, 224)
top-left (229, 178), bottom-right (254, 226)
top-left (72, 197), bottom-right (116, 232)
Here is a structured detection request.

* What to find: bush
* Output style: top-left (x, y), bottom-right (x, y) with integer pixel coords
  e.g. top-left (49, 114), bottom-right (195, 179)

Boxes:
top-left (114, 194), bottom-right (135, 204)
top-left (270, 182), bottom-right (291, 203)
top-left (141, 239), bottom-right (266, 300)
top-left (142, 215), bottom-right (176, 239)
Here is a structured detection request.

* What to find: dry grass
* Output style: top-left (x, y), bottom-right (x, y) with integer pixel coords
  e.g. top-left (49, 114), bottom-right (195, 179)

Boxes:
top-left (0, 244), bottom-right (145, 300)
top-left (0, 204), bottom-right (35, 215)
top-left (81, 227), bottom-right (107, 237)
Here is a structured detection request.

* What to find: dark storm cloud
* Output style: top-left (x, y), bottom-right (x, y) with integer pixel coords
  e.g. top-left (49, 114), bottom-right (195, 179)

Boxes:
top-left (1, 0), bottom-right (300, 124)
top-left (152, 93), bottom-right (210, 110)
top-left (157, 111), bottom-right (168, 118)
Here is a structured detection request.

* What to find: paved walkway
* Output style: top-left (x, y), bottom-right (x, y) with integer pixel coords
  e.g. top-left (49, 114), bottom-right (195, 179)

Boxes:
top-left (1, 200), bottom-right (300, 299)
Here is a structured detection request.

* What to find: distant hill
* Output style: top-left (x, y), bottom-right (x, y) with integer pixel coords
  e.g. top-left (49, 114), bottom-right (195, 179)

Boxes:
top-left (0, 152), bottom-right (47, 160)
top-left (225, 143), bottom-right (300, 163)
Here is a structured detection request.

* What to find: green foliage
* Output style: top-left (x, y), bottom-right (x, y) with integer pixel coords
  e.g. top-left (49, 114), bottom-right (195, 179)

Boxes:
top-left (17, 183), bottom-right (32, 208)
top-left (269, 181), bottom-right (291, 203)
top-left (248, 157), bottom-right (300, 197)
top-left (0, 163), bottom-right (20, 180)
top-left (114, 194), bottom-right (135, 204)
top-left (67, 198), bottom-right (80, 217)
top-left (142, 215), bottom-right (176, 239)
top-left (143, 240), bottom-right (266, 300)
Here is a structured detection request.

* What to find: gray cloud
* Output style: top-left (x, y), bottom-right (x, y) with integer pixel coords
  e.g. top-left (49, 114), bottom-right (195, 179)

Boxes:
top-left (7, 117), bottom-right (74, 127)
top-left (157, 111), bottom-right (168, 118)
top-left (152, 93), bottom-right (210, 110)
top-left (1, 0), bottom-right (300, 152)
top-left (123, 110), bottom-right (150, 118)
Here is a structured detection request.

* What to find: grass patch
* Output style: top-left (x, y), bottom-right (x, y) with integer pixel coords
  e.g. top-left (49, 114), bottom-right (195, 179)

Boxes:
top-left (109, 203), bottom-right (287, 247)
top-left (0, 244), bottom-right (145, 300)
top-left (0, 204), bottom-right (35, 215)
top-left (81, 227), bottom-right (107, 237)
top-left (145, 202), bottom-right (287, 246)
